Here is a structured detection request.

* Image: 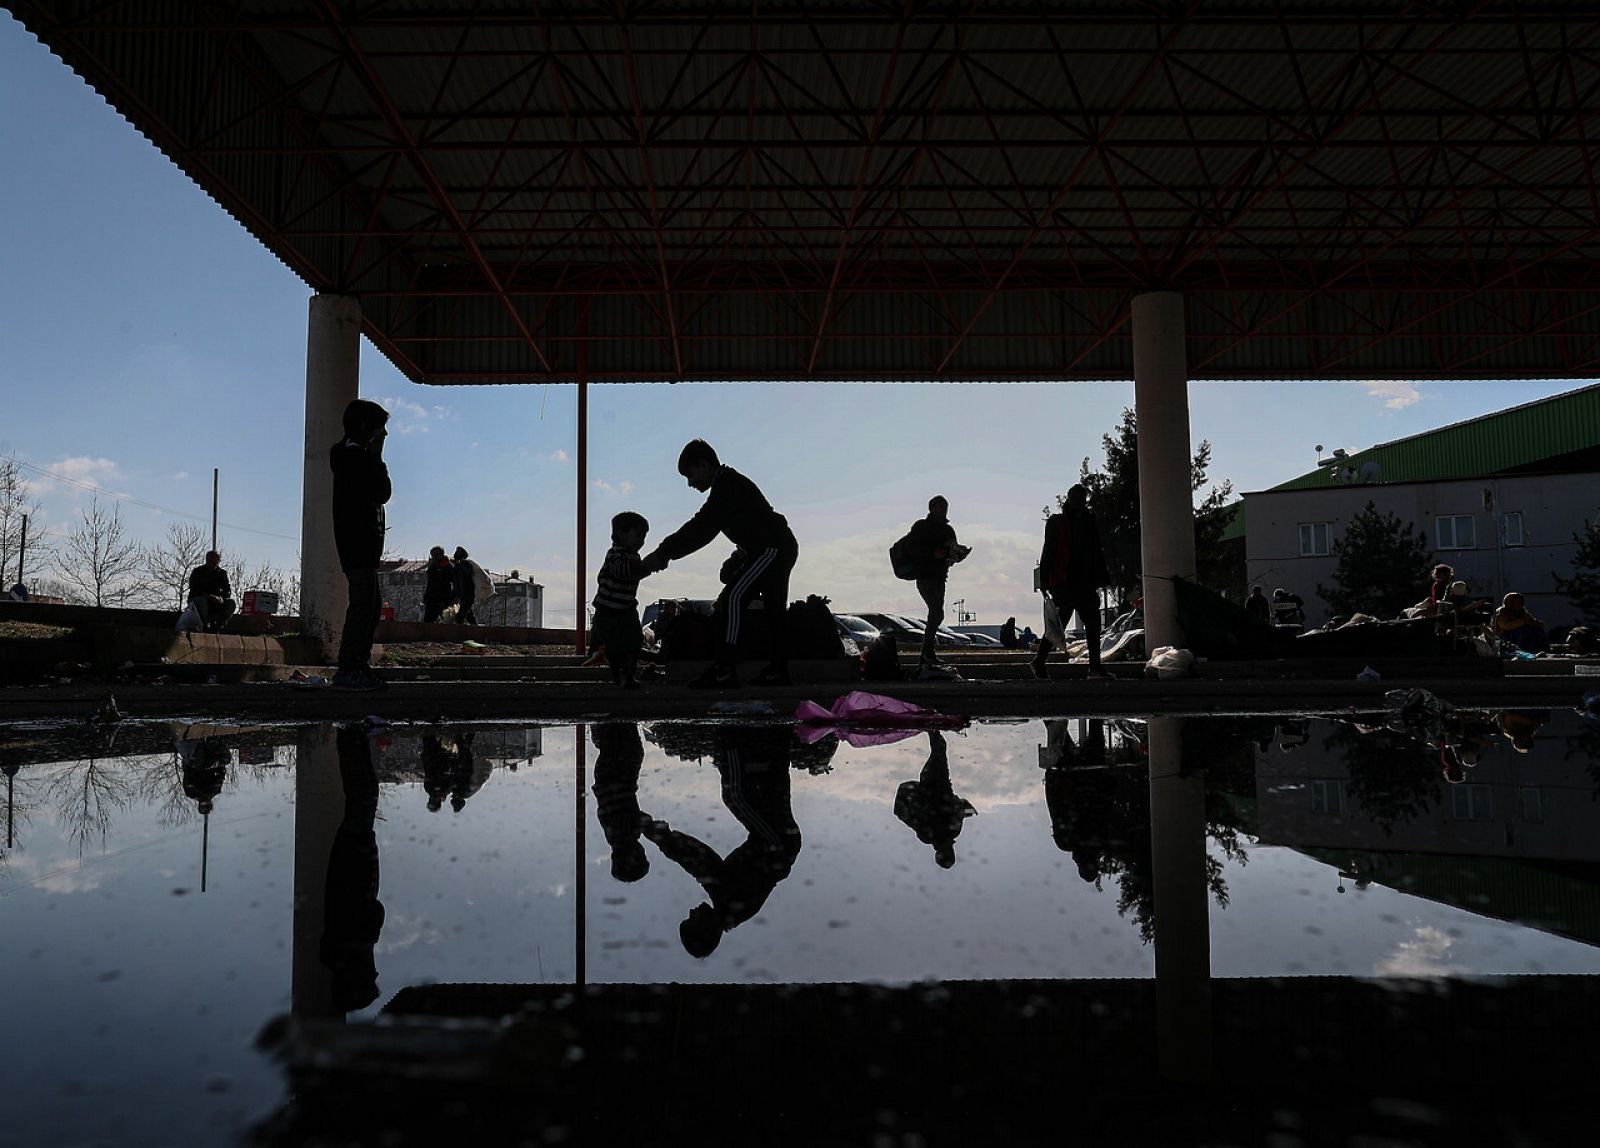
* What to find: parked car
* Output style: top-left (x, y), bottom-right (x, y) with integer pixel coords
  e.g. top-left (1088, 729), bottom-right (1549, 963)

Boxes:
top-left (834, 613), bottom-right (881, 645)
top-left (853, 612), bottom-right (925, 644)
top-left (910, 617), bottom-right (973, 647)
top-left (958, 632), bottom-right (1001, 647)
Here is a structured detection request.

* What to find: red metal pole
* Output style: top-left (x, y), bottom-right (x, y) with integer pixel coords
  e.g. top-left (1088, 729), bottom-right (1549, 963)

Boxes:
top-left (575, 303), bottom-right (589, 655)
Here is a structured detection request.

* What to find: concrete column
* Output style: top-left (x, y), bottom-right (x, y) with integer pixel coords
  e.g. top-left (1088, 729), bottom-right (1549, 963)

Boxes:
top-left (292, 724), bottom-right (344, 1020)
top-left (1148, 717), bottom-right (1212, 1082)
top-left (1131, 291), bottom-right (1196, 652)
top-left (300, 294), bottom-right (362, 659)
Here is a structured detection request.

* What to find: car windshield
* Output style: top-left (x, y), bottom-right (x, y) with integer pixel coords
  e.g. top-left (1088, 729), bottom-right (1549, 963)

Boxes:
top-left (836, 615), bottom-right (876, 635)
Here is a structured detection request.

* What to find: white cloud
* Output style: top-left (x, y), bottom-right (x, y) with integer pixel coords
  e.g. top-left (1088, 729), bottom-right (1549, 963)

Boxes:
top-left (170, 470), bottom-right (189, 481)
top-left (543, 449), bottom-right (571, 463)
top-left (1375, 925), bottom-right (1461, 976)
top-left (374, 395), bottom-right (451, 435)
top-left (1361, 380), bottom-right (1423, 411)
top-left (30, 455), bottom-right (120, 497)
top-left (593, 479), bottom-right (635, 495)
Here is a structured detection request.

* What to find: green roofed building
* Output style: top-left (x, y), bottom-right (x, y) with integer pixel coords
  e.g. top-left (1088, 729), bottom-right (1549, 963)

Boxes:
top-left (1240, 385), bottom-right (1600, 627)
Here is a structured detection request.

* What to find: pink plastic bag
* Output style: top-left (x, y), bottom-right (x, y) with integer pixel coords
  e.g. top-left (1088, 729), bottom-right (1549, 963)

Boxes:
top-left (794, 690), bottom-right (966, 746)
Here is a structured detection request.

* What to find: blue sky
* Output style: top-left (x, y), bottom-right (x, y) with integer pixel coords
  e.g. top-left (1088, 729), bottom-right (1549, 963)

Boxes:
top-left (0, 13), bottom-right (1584, 626)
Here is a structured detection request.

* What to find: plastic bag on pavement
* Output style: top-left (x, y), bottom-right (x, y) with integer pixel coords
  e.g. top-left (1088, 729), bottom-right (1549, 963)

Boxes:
top-left (1145, 646), bottom-right (1195, 680)
top-left (175, 603), bottom-right (204, 633)
top-left (1356, 665), bottom-right (1382, 682)
top-left (794, 690), bottom-right (966, 747)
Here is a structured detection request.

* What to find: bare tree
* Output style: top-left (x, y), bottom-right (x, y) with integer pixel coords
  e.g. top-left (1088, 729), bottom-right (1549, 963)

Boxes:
top-left (0, 454), bottom-right (46, 587)
top-left (53, 498), bottom-right (142, 607)
top-left (236, 556), bottom-right (300, 616)
top-left (142, 520), bottom-right (211, 609)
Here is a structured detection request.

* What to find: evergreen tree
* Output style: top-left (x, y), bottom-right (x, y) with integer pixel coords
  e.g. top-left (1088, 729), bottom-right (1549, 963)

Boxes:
top-left (1554, 520), bottom-right (1600, 621)
top-left (1316, 500), bottom-right (1431, 619)
top-left (1065, 407), bottom-right (1236, 606)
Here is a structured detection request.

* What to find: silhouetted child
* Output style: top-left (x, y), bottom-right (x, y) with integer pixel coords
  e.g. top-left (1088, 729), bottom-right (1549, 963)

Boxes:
top-left (591, 723), bottom-right (649, 882)
top-left (593, 511), bottom-right (651, 688)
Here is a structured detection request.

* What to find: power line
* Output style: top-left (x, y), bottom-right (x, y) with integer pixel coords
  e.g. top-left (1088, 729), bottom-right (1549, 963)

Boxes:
top-left (14, 459), bottom-right (300, 544)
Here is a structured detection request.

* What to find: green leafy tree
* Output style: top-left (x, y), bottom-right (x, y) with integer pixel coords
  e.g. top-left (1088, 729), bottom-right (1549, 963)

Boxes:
top-left (1553, 519), bottom-right (1600, 621)
top-left (1316, 501), bottom-right (1431, 619)
top-left (1063, 407), bottom-right (1236, 607)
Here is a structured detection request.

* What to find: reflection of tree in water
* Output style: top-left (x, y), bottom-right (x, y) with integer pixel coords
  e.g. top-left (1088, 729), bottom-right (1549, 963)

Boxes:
top-left (1320, 721), bottom-right (1441, 834)
top-left (1045, 717), bottom-right (1257, 943)
top-left (44, 755), bottom-right (138, 853)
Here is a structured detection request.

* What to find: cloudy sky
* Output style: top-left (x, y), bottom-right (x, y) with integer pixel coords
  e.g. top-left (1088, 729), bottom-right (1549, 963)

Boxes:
top-left (0, 14), bottom-right (1584, 626)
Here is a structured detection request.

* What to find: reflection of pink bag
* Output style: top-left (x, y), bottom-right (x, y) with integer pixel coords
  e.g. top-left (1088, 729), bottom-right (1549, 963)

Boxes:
top-left (794, 690), bottom-right (966, 746)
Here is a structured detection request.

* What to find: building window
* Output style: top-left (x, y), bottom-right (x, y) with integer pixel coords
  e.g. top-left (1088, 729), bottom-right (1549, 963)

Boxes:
top-left (1436, 514), bottom-right (1477, 550)
top-left (1519, 788), bottom-right (1544, 824)
top-left (1503, 512), bottom-right (1525, 547)
top-left (1299, 522), bottom-right (1332, 557)
top-left (1450, 784), bottom-right (1493, 820)
top-left (1310, 779), bottom-right (1344, 815)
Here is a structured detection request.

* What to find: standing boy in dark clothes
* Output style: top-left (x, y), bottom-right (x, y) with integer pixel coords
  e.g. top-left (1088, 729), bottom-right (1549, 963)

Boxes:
top-left (641, 439), bottom-right (799, 689)
top-left (329, 399), bottom-right (391, 691)
top-left (591, 723), bottom-right (649, 882)
top-left (593, 511), bottom-right (651, 688)
top-left (1033, 483), bottom-right (1111, 679)
top-left (451, 546), bottom-right (479, 626)
top-left (902, 495), bottom-right (970, 680)
top-left (422, 546), bottom-right (455, 622)
top-left (187, 550), bottom-right (236, 632)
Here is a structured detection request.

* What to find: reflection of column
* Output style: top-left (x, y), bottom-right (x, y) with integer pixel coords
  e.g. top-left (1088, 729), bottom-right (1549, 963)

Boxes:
top-left (575, 723), bottom-right (587, 989)
top-left (1148, 716), bottom-right (1211, 1082)
top-left (292, 724), bottom-right (344, 1020)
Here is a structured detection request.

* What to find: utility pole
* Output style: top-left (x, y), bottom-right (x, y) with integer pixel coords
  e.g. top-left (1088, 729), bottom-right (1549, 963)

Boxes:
top-left (16, 513), bottom-right (27, 586)
top-left (211, 469), bottom-right (219, 553)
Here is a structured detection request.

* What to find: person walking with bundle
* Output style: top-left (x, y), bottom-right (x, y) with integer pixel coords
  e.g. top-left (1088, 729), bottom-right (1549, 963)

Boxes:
top-left (895, 495), bottom-right (970, 681)
top-left (641, 439), bottom-right (799, 689)
top-left (422, 546), bottom-right (455, 623)
top-left (593, 511), bottom-right (652, 689)
top-left (452, 546), bottom-right (487, 626)
top-left (329, 398), bottom-right (391, 691)
top-left (1033, 484), bottom-right (1112, 679)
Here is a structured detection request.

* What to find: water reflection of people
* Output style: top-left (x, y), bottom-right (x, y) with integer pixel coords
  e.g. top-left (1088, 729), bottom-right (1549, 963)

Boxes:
top-left (893, 731), bottom-right (975, 869)
top-left (321, 725), bottom-right (384, 1012)
top-left (1041, 719), bottom-right (1124, 883)
top-left (178, 739), bottom-right (230, 814)
top-left (643, 726), bottom-right (802, 958)
top-left (420, 734), bottom-right (453, 812)
top-left (592, 723), bottom-right (648, 882)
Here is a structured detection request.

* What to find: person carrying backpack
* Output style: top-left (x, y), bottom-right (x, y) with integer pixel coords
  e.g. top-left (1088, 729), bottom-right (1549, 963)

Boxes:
top-left (1034, 484), bottom-right (1111, 679)
top-left (898, 496), bottom-right (970, 680)
top-left (452, 546), bottom-right (493, 626)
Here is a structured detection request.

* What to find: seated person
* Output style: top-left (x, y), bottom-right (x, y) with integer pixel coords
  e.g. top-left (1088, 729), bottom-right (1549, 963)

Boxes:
top-left (1422, 563), bottom-right (1455, 615)
top-left (1440, 580), bottom-right (1491, 624)
top-left (1492, 592), bottom-right (1549, 652)
top-left (1244, 586), bottom-right (1270, 623)
top-left (187, 551), bottom-right (236, 633)
top-left (1270, 588), bottom-right (1306, 625)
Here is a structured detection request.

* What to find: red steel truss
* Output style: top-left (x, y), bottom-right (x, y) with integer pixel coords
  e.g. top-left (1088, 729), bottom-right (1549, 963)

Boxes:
top-left (10, 1), bottom-right (1600, 382)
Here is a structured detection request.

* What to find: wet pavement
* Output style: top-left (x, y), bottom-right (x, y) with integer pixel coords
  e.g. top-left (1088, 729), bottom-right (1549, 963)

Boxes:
top-left (4, 704), bottom-right (1599, 1145)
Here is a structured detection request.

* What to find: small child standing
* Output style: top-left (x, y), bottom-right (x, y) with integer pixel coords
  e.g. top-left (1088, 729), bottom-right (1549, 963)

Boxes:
top-left (593, 511), bottom-right (651, 688)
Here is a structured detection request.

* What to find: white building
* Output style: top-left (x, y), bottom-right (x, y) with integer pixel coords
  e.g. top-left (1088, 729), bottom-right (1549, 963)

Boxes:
top-left (378, 560), bottom-right (545, 628)
top-left (1241, 385), bottom-right (1600, 628)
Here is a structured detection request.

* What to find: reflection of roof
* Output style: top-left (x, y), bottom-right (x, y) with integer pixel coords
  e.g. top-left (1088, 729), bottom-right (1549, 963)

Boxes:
top-left (1300, 847), bottom-right (1600, 949)
top-left (1267, 383), bottom-right (1600, 491)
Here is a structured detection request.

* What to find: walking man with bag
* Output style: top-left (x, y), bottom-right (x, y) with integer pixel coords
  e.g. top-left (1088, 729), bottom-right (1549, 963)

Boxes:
top-left (1033, 484), bottom-right (1112, 679)
top-left (900, 496), bottom-right (970, 680)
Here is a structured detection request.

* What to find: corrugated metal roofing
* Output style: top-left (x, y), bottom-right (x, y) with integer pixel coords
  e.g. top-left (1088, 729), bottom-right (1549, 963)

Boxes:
top-left (10, 1), bottom-right (1600, 382)
top-left (1270, 382), bottom-right (1600, 490)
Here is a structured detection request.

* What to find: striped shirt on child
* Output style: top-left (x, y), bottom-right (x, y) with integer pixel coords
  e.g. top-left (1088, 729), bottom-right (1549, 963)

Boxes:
top-left (594, 546), bottom-right (645, 611)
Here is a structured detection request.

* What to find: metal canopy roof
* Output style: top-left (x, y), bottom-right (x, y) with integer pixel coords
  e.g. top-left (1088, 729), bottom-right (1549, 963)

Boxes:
top-left (11, 1), bottom-right (1600, 383)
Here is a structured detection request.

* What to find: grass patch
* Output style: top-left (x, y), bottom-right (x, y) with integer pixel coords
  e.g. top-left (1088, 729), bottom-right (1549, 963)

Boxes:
top-left (0, 621), bottom-right (77, 641)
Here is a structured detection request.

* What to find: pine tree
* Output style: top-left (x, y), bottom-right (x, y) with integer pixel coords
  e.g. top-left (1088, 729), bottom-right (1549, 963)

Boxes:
top-left (1066, 407), bottom-right (1236, 607)
top-left (1316, 500), bottom-right (1431, 619)
top-left (1553, 519), bottom-right (1600, 621)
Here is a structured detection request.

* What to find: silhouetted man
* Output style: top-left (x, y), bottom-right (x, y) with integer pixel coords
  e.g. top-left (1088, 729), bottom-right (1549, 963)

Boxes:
top-left (893, 730), bottom-right (976, 868)
top-left (640, 439), bottom-right (799, 689)
top-left (329, 399), bottom-right (391, 690)
top-left (422, 546), bottom-right (455, 623)
top-left (188, 551), bottom-right (236, 633)
top-left (321, 724), bottom-right (384, 1011)
top-left (902, 496), bottom-right (970, 681)
top-left (643, 725), bottom-right (802, 957)
top-left (1033, 484), bottom-right (1111, 679)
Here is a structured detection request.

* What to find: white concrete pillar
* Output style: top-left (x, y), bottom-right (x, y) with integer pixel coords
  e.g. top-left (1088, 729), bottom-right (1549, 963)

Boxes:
top-left (292, 724), bottom-right (344, 1020)
top-left (1132, 291), bottom-right (1196, 653)
top-left (300, 294), bottom-right (362, 659)
top-left (1148, 717), bottom-right (1212, 1082)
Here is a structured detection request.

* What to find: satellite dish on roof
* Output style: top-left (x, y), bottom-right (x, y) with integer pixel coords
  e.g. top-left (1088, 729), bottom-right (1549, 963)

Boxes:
top-left (1359, 461), bottom-right (1382, 483)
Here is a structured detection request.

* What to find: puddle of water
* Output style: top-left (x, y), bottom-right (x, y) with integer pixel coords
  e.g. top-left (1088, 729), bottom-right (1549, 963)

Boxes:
top-left (3, 707), bottom-right (1598, 1144)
